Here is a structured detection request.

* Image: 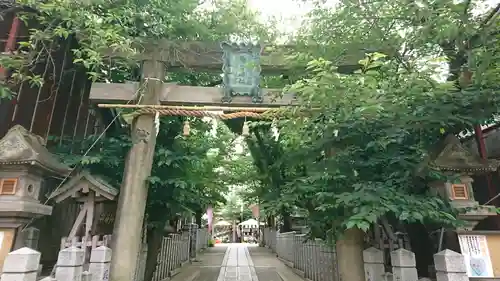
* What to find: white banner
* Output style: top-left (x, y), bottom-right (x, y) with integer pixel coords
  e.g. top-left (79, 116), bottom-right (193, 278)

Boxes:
top-left (458, 234), bottom-right (494, 277)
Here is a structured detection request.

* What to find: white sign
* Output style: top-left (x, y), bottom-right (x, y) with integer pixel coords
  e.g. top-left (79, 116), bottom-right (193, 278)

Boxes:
top-left (458, 235), bottom-right (494, 277)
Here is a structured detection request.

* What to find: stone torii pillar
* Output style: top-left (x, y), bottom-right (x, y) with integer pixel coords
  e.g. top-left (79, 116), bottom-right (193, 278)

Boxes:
top-left (109, 59), bottom-right (165, 281)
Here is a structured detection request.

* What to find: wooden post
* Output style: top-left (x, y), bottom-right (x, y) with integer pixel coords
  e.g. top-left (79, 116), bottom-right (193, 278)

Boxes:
top-left (109, 59), bottom-right (165, 281)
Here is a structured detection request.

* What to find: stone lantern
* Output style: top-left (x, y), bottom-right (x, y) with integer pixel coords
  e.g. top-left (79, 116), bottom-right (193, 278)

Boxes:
top-left (424, 134), bottom-right (499, 231)
top-left (0, 125), bottom-right (71, 266)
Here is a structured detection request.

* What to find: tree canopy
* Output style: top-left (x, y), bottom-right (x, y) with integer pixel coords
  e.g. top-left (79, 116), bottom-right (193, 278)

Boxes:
top-left (239, 0), bottom-right (500, 240)
top-left (0, 0), bottom-right (279, 92)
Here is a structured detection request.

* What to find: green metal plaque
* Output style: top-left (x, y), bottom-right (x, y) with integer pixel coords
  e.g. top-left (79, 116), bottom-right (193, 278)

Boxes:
top-left (221, 42), bottom-right (262, 103)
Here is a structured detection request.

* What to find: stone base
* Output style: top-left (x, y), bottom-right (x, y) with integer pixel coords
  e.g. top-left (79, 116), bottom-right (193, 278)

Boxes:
top-left (0, 271), bottom-right (38, 281)
top-left (436, 272), bottom-right (468, 281)
top-left (55, 266), bottom-right (83, 281)
top-left (393, 267), bottom-right (418, 281)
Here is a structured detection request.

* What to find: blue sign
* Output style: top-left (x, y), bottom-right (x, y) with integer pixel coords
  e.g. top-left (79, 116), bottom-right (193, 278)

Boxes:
top-left (221, 42), bottom-right (262, 103)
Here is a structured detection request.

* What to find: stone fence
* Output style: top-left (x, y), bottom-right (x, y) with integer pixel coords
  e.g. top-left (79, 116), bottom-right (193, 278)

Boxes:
top-left (0, 228), bottom-right (210, 281)
top-left (262, 228), bottom-right (470, 281)
top-left (263, 229), bottom-right (340, 281)
top-left (263, 228), bottom-right (277, 251)
top-left (152, 232), bottom-right (190, 281)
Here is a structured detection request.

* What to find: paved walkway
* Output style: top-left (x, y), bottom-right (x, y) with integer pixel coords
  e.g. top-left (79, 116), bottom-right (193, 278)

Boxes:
top-left (170, 244), bottom-right (303, 281)
top-left (217, 244), bottom-right (257, 281)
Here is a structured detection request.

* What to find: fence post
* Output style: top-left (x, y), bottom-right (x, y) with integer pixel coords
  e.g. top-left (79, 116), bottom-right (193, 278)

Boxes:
top-left (195, 229), bottom-right (200, 252)
top-left (89, 246), bottom-right (112, 281)
top-left (390, 248), bottom-right (418, 281)
top-left (173, 235), bottom-right (181, 269)
top-left (167, 237), bottom-right (174, 273)
top-left (55, 246), bottom-right (85, 281)
top-left (188, 224), bottom-right (198, 259)
top-left (269, 229), bottom-right (273, 250)
top-left (293, 235), bottom-right (299, 269)
top-left (363, 247), bottom-right (385, 281)
top-left (183, 232), bottom-right (189, 262)
top-left (311, 240), bottom-right (319, 280)
top-left (0, 247), bottom-right (41, 281)
top-left (304, 240), bottom-right (312, 280)
top-left (201, 229), bottom-right (206, 249)
top-left (433, 249), bottom-right (468, 281)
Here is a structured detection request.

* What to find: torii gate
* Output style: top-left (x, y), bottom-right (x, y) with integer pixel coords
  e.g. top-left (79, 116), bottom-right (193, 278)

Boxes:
top-left (89, 40), bottom-right (364, 281)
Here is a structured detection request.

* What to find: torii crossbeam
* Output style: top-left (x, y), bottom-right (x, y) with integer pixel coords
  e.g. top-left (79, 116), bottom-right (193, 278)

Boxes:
top-left (90, 41), bottom-right (364, 108)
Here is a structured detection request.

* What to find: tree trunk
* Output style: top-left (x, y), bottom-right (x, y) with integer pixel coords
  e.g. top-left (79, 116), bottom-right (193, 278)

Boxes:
top-left (195, 211), bottom-right (202, 227)
top-left (281, 212), bottom-right (292, 232)
top-left (407, 223), bottom-right (433, 277)
top-left (143, 220), bottom-right (177, 281)
top-left (270, 216), bottom-right (277, 230)
top-left (143, 226), bottom-right (164, 281)
top-left (266, 216), bottom-right (272, 229)
top-left (444, 230), bottom-right (461, 253)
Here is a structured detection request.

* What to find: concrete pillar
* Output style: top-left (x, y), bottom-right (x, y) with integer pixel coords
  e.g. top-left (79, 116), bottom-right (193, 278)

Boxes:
top-left (363, 247), bottom-right (385, 281)
top-left (1, 247), bottom-right (41, 281)
top-left (55, 246), bottom-right (85, 281)
top-left (391, 248), bottom-right (418, 281)
top-left (433, 249), bottom-right (468, 281)
top-left (89, 246), bottom-right (112, 281)
top-left (336, 228), bottom-right (365, 281)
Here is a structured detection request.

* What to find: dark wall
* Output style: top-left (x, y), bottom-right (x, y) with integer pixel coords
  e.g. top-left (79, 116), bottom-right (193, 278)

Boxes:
top-left (0, 11), bottom-right (100, 141)
top-left (0, 10), bottom-right (106, 268)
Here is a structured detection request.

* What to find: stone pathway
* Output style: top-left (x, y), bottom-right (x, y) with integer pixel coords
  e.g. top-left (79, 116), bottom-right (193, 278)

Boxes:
top-left (247, 246), bottom-right (297, 281)
top-left (217, 244), bottom-right (258, 281)
top-left (170, 244), bottom-right (304, 281)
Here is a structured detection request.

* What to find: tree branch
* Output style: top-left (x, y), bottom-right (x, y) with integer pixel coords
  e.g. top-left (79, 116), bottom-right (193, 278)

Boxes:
top-left (463, 0), bottom-right (472, 16)
top-left (480, 3), bottom-right (500, 29)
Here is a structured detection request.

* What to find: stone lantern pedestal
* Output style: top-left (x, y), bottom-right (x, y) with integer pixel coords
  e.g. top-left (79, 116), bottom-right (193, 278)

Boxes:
top-left (0, 125), bottom-right (71, 268)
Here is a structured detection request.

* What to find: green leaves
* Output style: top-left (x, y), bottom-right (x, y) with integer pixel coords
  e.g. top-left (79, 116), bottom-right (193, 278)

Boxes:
top-left (272, 45), bottom-right (492, 235)
top-left (0, 86), bottom-right (15, 100)
top-left (4, 0), bottom-right (276, 91)
top-left (51, 117), bottom-right (239, 225)
top-left (241, 0), bottom-right (500, 240)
